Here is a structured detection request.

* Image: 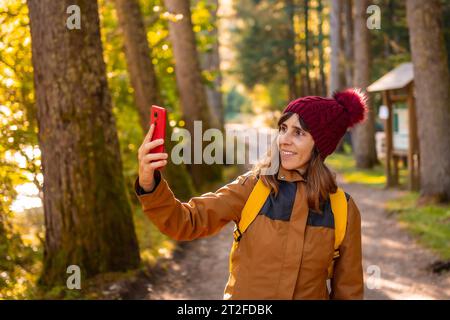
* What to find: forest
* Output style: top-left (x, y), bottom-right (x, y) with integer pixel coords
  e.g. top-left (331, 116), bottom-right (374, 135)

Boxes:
top-left (0, 0), bottom-right (449, 300)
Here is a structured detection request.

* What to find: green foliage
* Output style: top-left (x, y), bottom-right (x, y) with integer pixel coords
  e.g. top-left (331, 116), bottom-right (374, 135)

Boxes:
top-left (0, 208), bottom-right (43, 299)
top-left (233, 0), bottom-right (293, 89)
top-left (133, 206), bottom-right (175, 266)
top-left (224, 86), bottom-right (247, 120)
top-left (387, 193), bottom-right (450, 260)
top-left (326, 146), bottom-right (390, 188)
top-left (370, 0), bottom-right (411, 82)
top-left (0, 0), bottom-right (43, 299)
top-left (0, 0), bottom-right (40, 216)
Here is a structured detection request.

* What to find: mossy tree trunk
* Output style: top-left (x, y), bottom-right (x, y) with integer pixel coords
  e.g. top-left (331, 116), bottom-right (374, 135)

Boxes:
top-left (27, 0), bottom-right (140, 287)
top-left (406, 0), bottom-right (450, 202)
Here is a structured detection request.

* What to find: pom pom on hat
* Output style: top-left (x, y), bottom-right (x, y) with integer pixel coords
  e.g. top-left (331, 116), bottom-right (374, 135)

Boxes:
top-left (333, 88), bottom-right (368, 127)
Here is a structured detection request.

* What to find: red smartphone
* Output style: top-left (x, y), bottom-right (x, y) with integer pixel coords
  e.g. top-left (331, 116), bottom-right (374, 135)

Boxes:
top-left (149, 105), bottom-right (167, 154)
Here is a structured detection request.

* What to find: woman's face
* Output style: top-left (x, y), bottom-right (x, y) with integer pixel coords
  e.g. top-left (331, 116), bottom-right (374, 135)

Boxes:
top-left (277, 113), bottom-right (315, 172)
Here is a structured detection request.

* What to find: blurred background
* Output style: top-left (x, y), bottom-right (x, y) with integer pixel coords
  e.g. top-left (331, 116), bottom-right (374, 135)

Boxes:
top-left (0, 0), bottom-right (449, 299)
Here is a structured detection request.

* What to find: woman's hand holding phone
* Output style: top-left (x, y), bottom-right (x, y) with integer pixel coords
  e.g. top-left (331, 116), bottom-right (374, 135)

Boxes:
top-left (138, 123), bottom-right (168, 192)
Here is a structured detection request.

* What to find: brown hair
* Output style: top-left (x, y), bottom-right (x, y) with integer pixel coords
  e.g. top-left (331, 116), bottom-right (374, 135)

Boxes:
top-left (251, 112), bottom-right (338, 213)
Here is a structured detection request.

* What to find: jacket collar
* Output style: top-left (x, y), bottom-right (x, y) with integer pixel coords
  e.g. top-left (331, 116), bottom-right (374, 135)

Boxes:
top-left (277, 165), bottom-right (307, 183)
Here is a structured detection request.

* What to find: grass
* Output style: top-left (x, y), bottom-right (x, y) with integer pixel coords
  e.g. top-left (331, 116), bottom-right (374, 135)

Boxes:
top-left (386, 193), bottom-right (450, 260)
top-left (325, 144), bottom-right (407, 189)
top-left (327, 145), bottom-right (450, 262)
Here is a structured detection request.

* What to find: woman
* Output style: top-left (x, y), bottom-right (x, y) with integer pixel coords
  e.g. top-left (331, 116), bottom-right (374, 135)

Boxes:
top-left (135, 88), bottom-right (367, 300)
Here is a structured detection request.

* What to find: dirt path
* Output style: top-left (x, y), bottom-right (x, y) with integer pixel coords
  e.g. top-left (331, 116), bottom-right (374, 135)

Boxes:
top-left (133, 176), bottom-right (450, 300)
top-left (340, 178), bottom-right (450, 299)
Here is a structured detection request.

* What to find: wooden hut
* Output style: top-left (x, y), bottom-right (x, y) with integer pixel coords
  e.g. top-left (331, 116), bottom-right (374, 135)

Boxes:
top-left (368, 62), bottom-right (420, 191)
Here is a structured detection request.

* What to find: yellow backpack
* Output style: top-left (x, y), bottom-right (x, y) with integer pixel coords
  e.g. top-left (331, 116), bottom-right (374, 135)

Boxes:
top-left (229, 179), bottom-right (348, 279)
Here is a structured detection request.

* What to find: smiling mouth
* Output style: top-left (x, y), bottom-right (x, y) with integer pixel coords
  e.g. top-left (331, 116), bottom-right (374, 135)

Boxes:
top-left (281, 150), bottom-right (297, 156)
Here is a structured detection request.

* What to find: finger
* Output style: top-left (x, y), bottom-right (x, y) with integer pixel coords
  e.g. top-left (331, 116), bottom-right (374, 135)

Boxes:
top-left (142, 152), bottom-right (168, 163)
top-left (139, 124), bottom-right (155, 156)
top-left (138, 138), bottom-right (163, 160)
top-left (150, 159), bottom-right (167, 169)
top-left (144, 123), bottom-right (155, 143)
top-left (140, 139), bottom-right (165, 155)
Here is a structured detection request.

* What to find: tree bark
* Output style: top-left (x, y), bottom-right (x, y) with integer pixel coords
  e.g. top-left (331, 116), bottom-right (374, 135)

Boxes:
top-left (199, 0), bottom-right (224, 128)
top-left (27, 0), bottom-right (140, 286)
top-left (351, 0), bottom-right (378, 168)
top-left (303, 0), bottom-right (312, 95)
top-left (343, 0), bottom-right (354, 88)
top-left (114, 0), bottom-right (195, 201)
top-left (406, 0), bottom-right (450, 202)
top-left (163, 0), bottom-right (222, 190)
top-left (317, 0), bottom-right (327, 96)
top-left (113, 0), bottom-right (161, 132)
top-left (329, 0), bottom-right (342, 95)
top-left (285, 0), bottom-right (299, 100)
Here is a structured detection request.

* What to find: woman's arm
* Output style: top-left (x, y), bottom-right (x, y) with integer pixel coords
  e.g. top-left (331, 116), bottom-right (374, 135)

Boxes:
top-left (134, 171), bottom-right (256, 241)
top-left (330, 196), bottom-right (364, 299)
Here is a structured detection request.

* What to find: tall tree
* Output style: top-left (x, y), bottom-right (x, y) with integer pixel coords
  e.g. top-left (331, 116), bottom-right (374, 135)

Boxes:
top-left (114, 0), bottom-right (194, 201)
top-left (285, 0), bottom-right (300, 100)
top-left (303, 0), bottom-right (312, 95)
top-left (329, 0), bottom-right (342, 95)
top-left (342, 0), bottom-right (353, 88)
top-left (27, 0), bottom-right (140, 286)
top-left (406, 0), bottom-right (450, 202)
top-left (317, 0), bottom-right (327, 96)
top-left (113, 0), bottom-right (161, 132)
top-left (351, 0), bottom-right (378, 168)
top-left (199, 0), bottom-right (225, 128)
top-left (163, 0), bottom-right (222, 189)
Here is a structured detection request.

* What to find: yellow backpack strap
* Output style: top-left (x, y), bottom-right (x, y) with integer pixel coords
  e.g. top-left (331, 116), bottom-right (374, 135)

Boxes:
top-left (229, 178), bottom-right (270, 273)
top-left (233, 178), bottom-right (271, 242)
top-left (327, 187), bottom-right (348, 279)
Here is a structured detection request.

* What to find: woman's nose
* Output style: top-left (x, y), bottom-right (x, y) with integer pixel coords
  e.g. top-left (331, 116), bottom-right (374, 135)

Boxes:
top-left (279, 132), bottom-right (292, 145)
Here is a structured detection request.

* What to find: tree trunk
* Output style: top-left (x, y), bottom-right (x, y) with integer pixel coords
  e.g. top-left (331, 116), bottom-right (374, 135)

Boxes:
top-left (199, 0), bottom-right (224, 128)
top-left (113, 0), bottom-right (161, 132)
top-left (351, 0), bottom-right (378, 168)
top-left (303, 0), bottom-right (312, 95)
top-left (406, 0), bottom-right (450, 202)
top-left (329, 0), bottom-right (342, 95)
top-left (27, 0), bottom-right (140, 287)
top-left (163, 0), bottom-right (222, 190)
top-left (114, 0), bottom-right (194, 201)
top-left (343, 0), bottom-right (354, 88)
top-left (317, 0), bottom-right (327, 96)
top-left (285, 0), bottom-right (299, 100)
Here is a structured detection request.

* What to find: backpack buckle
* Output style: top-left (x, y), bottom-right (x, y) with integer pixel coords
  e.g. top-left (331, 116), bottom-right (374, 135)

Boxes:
top-left (333, 249), bottom-right (340, 260)
top-left (233, 226), bottom-right (242, 242)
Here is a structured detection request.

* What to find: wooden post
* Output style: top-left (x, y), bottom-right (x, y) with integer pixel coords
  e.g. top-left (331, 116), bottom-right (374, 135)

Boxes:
top-left (392, 154), bottom-right (399, 186)
top-left (407, 83), bottom-right (420, 191)
top-left (383, 90), bottom-right (395, 187)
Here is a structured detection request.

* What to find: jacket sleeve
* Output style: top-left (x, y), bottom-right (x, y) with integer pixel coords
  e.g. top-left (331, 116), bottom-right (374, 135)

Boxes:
top-left (134, 171), bottom-right (256, 241)
top-left (330, 196), bottom-right (364, 300)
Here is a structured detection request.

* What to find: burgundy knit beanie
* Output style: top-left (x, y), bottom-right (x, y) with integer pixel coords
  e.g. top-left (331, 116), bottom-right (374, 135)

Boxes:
top-left (283, 88), bottom-right (368, 161)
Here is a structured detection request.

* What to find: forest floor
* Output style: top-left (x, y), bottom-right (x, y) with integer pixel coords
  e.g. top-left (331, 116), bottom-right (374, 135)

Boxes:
top-left (119, 172), bottom-right (450, 300)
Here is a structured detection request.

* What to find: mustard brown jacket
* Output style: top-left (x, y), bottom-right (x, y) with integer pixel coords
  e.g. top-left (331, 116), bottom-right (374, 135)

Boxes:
top-left (134, 166), bottom-right (364, 300)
